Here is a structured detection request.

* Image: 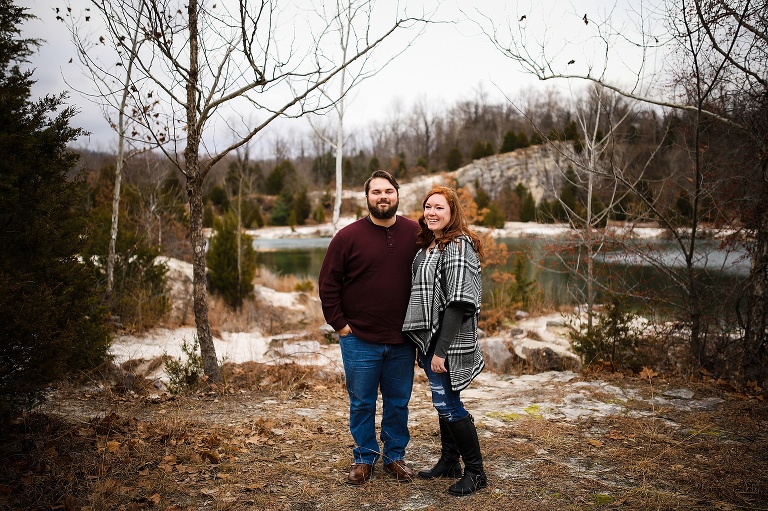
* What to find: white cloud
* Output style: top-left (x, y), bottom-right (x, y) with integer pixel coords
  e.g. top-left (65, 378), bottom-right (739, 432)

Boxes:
top-left (21, 0), bottom-right (658, 151)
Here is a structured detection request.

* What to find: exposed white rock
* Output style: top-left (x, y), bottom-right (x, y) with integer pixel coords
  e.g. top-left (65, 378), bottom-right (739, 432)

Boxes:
top-left (662, 388), bottom-right (696, 399)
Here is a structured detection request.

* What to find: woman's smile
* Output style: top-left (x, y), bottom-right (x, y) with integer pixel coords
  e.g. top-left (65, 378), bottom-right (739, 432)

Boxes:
top-left (424, 194), bottom-right (451, 237)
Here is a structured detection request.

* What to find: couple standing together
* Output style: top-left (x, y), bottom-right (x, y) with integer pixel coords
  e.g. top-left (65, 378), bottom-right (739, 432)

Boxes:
top-left (318, 170), bottom-right (487, 496)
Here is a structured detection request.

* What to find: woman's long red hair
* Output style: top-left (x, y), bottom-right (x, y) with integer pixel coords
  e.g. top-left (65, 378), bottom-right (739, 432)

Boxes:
top-left (416, 186), bottom-right (484, 261)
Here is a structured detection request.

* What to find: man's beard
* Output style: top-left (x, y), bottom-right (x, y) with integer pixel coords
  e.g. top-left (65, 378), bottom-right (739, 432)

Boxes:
top-left (367, 196), bottom-right (399, 220)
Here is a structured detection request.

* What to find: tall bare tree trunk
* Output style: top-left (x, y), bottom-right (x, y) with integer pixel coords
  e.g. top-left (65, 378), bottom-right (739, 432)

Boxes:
top-left (81, 0), bottom-right (421, 385)
top-left (107, 134), bottom-right (123, 296)
top-left (331, 6), bottom-right (350, 235)
top-left (332, 104), bottom-right (344, 233)
top-left (106, 3), bottom-right (144, 295)
top-left (744, 159), bottom-right (768, 382)
top-left (185, 0), bottom-right (221, 383)
top-left (236, 174), bottom-right (243, 304)
top-left (586, 169), bottom-right (594, 331)
top-left (688, 105), bottom-right (705, 369)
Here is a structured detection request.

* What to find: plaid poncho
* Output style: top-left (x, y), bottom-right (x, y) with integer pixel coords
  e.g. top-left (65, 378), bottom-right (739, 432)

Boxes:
top-left (403, 235), bottom-right (484, 392)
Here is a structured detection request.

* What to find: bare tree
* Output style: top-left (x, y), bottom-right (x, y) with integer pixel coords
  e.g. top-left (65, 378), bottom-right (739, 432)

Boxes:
top-left (130, 152), bottom-right (175, 248)
top-left (410, 94), bottom-right (439, 171)
top-left (522, 84), bottom-right (633, 331)
top-left (84, 0), bottom-right (426, 382)
top-left (225, 141), bottom-right (260, 302)
top-left (476, 0), bottom-right (767, 378)
top-left (62, 2), bottom-right (165, 295)
top-left (304, 0), bottom-right (427, 232)
top-left (681, 0), bottom-right (768, 381)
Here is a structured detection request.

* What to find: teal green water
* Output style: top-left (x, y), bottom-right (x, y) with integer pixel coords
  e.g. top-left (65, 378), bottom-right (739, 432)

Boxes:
top-left (253, 236), bottom-right (748, 311)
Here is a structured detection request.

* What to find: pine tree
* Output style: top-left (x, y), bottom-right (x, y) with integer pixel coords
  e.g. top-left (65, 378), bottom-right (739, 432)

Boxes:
top-left (474, 181), bottom-right (491, 210)
top-left (470, 140), bottom-right (494, 160)
top-left (517, 131), bottom-right (531, 148)
top-left (500, 130), bottom-right (519, 153)
top-left (292, 188), bottom-right (311, 225)
top-left (270, 189), bottom-right (294, 226)
top-left (368, 156), bottom-right (380, 173)
top-left (206, 213), bottom-right (257, 309)
top-left (521, 192), bottom-right (537, 222)
top-left (81, 167), bottom-right (170, 331)
top-left (558, 167), bottom-right (581, 220)
top-left (311, 150), bottom-right (334, 186)
top-left (0, 1), bottom-right (110, 413)
top-left (312, 202), bottom-right (326, 223)
top-left (482, 203), bottom-right (506, 228)
top-left (446, 146), bottom-right (463, 171)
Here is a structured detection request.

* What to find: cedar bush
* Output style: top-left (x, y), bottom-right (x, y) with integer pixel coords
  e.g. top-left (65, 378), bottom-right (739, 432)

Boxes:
top-left (0, 1), bottom-right (111, 415)
top-left (568, 296), bottom-right (645, 372)
top-left (207, 212), bottom-right (257, 309)
top-left (81, 166), bottom-right (170, 331)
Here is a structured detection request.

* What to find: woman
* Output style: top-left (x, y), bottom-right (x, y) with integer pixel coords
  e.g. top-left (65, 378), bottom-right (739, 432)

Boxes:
top-left (403, 186), bottom-right (487, 496)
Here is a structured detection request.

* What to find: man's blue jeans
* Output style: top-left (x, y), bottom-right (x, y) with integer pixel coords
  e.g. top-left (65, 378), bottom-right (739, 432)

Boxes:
top-left (339, 334), bottom-right (415, 465)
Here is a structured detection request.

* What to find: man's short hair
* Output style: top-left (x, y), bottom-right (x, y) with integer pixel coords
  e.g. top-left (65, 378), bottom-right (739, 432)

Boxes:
top-left (364, 170), bottom-right (400, 196)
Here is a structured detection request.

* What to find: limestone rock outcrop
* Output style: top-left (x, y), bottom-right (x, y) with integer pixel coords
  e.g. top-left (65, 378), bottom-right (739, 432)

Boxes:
top-left (398, 142), bottom-right (575, 215)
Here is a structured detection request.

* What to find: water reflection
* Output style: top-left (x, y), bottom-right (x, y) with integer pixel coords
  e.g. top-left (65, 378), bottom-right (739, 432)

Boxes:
top-left (253, 237), bottom-right (330, 279)
top-left (252, 236), bottom-right (748, 310)
top-left (507, 237), bottom-right (747, 308)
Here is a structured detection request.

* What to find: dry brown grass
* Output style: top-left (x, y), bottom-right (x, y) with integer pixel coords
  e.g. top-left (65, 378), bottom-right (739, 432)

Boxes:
top-left (255, 267), bottom-right (316, 294)
top-left (205, 272), bottom-right (325, 336)
top-left (2, 365), bottom-right (767, 511)
top-left (163, 267), bottom-right (322, 332)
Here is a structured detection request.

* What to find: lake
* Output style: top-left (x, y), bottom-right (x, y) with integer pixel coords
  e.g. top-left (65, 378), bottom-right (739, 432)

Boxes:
top-left (253, 235), bottom-right (749, 311)
top-left (253, 237), bottom-right (330, 280)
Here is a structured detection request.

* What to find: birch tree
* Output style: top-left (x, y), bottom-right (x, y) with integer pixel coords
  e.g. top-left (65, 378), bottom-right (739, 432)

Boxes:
top-left (306, 0), bottom-right (425, 233)
top-left (62, 2), bottom-right (164, 295)
top-left (82, 0), bottom-right (426, 382)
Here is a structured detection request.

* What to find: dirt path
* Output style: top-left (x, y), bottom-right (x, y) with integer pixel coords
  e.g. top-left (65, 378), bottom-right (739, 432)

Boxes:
top-left (3, 359), bottom-right (766, 511)
top-left (3, 272), bottom-right (766, 510)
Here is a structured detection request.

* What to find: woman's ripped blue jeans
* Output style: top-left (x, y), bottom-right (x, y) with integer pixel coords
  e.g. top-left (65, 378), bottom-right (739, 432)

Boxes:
top-left (419, 345), bottom-right (469, 422)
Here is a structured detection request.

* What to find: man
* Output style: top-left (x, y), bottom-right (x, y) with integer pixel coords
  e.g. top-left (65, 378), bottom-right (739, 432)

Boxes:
top-left (318, 170), bottom-right (419, 485)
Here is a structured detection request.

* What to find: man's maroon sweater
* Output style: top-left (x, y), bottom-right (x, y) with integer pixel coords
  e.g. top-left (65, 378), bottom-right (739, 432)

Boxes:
top-left (318, 215), bottom-right (419, 344)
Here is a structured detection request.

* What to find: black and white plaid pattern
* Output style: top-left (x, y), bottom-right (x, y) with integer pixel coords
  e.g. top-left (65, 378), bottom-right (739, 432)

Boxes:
top-left (403, 236), bottom-right (484, 392)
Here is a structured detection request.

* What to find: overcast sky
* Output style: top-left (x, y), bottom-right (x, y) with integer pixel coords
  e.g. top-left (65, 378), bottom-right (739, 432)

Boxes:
top-left (20, 0), bottom-right (658, 154)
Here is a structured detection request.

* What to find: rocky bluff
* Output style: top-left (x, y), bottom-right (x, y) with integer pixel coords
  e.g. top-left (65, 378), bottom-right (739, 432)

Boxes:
top-left (397, 142), bottom-right (575, 216)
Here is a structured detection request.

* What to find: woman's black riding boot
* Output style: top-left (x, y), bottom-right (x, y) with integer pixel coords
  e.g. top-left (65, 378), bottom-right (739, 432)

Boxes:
top-left (418, 417), bottom-right (462, 479)
top-left (445, 414), bottom-right (487, 496)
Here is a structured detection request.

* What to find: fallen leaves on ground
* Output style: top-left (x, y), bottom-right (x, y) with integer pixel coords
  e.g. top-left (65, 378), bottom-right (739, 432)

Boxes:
top-left (1, 362), bottom-right (767, 511)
